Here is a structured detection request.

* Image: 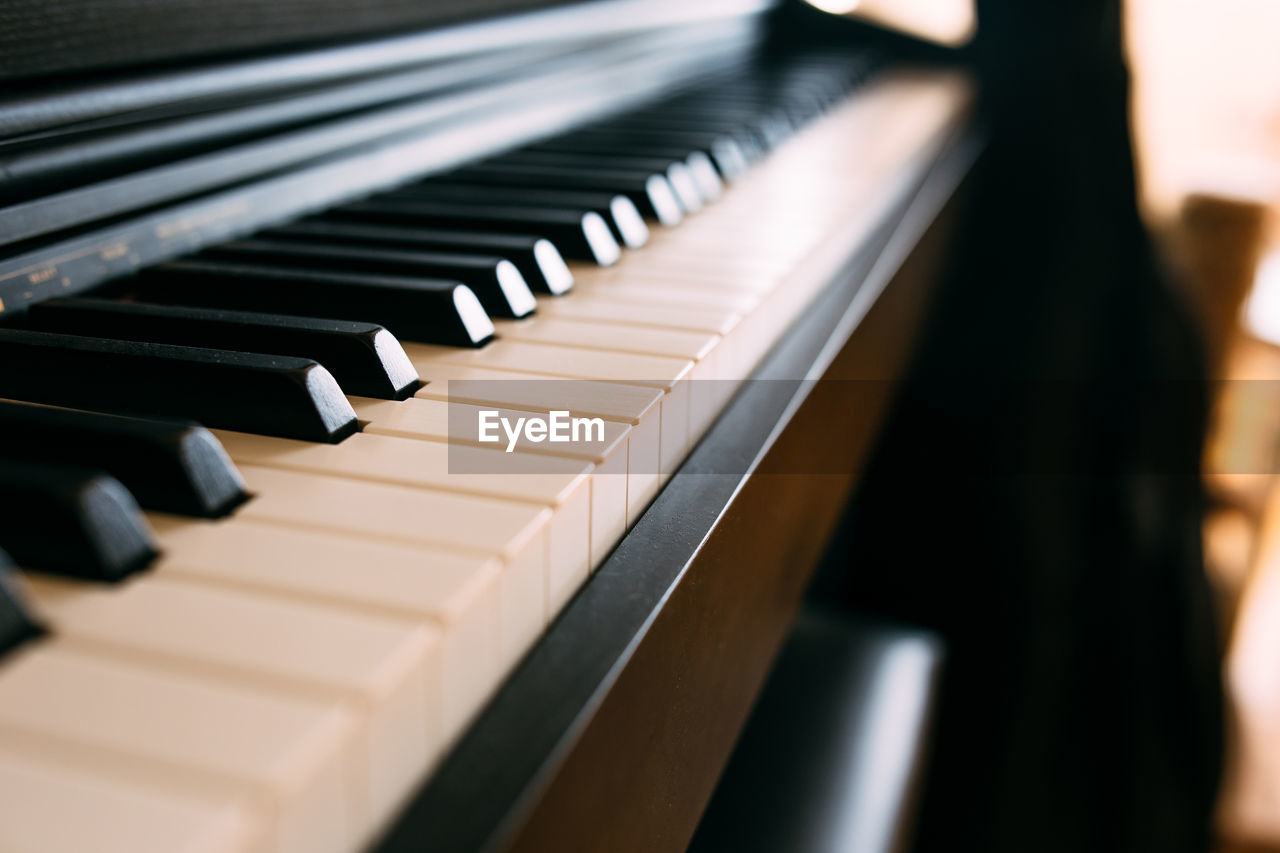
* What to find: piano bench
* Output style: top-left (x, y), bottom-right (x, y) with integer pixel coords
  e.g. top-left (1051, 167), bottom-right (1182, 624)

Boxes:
top-left (689, 608), bottom-right (943, 853)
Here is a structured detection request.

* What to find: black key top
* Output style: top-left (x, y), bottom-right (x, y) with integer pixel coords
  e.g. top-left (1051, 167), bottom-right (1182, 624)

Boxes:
top-left (441, 165), bottom-right (685, 226)
top-left (203, 239), bottom-right (537, 319)
top-left (0, 460), bottom-right (156, 582)
top-left (134, 260), bottom-right (494, 348)
top-left (333, 198), bottom-right (625, 264)
top-left (381, 184), bottom-right (649, 249)
top-left (0, 400), bottom-right (247, 518)
top-left (488, 151), bottom-right (707, 212)
top-left (0, 328), bottom-right (357, 443)
top-left (0, 553), bottom-right (43, 659)
top-left (28, 297), bottom-right (420, 401)
top-left (266, 220), bottom-right (577, 293)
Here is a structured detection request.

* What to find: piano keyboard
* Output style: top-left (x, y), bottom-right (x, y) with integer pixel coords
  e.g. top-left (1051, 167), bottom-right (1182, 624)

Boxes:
top-left (0, 52), bottom-right (967, 853)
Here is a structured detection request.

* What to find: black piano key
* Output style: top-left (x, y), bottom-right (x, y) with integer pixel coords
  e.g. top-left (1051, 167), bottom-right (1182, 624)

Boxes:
top-left (266, 219), bottom-right (577, 293)
top-left (0, 328), bottom-right (357, 444)
top-left (0, 399), bottom-right (248, 518)
top-left (628, 96), bottom-right (802, 129)
top-left (333, 198), bottom-right (626, 263)
top-left (524, 142), bottom-right (724, 201)
top-left (203, 239), bottom-right (536, 319)
top-left (134, 260), bottom-right (494, 348)
top-left (382, 184), bottom-right (649, 249)
top-left (487, 151), bottom-right (706, 212)
top-left (0, 554), bottom-right (43, 659)
top-left (646, 95), bottom-right (802, 123)
top-left (0, 460), bottom-right (157, 582)
top-left (26, 297), bottom-right (420, 401)
top-left (598, 112), bottom-right (786, 152)
top-left (440, 164), bottom-right (684, 226)
top-left (551, 128), bottom-right (752, 178)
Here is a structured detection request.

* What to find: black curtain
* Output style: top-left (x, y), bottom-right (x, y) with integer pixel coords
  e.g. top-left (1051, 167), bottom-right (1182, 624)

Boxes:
top-left (827, 2), bottom-right (1225, 850)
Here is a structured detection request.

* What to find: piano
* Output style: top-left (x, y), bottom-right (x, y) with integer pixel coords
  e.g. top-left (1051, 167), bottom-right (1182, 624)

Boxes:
top-left (0, 1), bottom-right (978, 850)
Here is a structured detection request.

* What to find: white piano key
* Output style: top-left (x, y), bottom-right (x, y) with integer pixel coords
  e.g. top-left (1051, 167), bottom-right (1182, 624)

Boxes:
top-left (21, 573), bottom-right (441, 836)
top-left (533, 294), bottom-right (742, 336)
top-left (0, 643), bottom-right (359, 853)
top-left (146, 515), bottom-right (502, 738)
top-left (491, 317), bottom-right (718, 367)
top-left (350, 395), bottom-right (630, 460)
top-left (349, 397), bottom-right (630, 554)
top-left (567, 279), bottom-right (761, 314)
top-left (403, 341), bottom-right (693, 483)
top-left (235, 464), bottom-right (549, 665)
top-left (212, 430), bottom-right (596, 595)
top-left (569, 260), bottom-right (781, 293)
top-left (403, 363), bottom-right (663, 519)
top-left (0, 735), bottom-right (263, 853)
top-left (491, 317), bottom-right (728, 436)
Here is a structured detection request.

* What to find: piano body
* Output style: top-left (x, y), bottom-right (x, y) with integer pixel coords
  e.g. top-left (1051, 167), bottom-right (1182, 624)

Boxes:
top-left (0, 1), bottom-right (977, 850)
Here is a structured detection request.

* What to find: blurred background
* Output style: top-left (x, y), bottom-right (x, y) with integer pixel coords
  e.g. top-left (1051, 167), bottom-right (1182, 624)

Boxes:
top-left (718, 2), bottom-right (1280, 851)
top-left (1126, 2), bottom-right (1280, 850)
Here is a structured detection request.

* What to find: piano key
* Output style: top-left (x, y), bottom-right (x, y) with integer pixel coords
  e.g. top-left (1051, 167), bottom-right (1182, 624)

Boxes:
top-left (0, 399), bottom-right (247, 518)
top-left (147, 515), bottom-right (503, 734)
top-left (530, 294), bottom-right (756, 411)
top-left (202, 239), bottom-right (536, 320)
top-left (0, 556), bottom-right (42, 659)
top-left (381, 183), bottom-right (649, 249)
top-left (554, 127), bottom-right (753, 178)
top-left (406, 340), bottom-right (693, 392)
top-left (494, 316), bottom-right (719, 366)
top-left (0, 739), bottom-right (263, 853)
top-left (566, 278), bottom-right (762, 314)
top-left (350, 395), bottom-right (628, 461)
top-left (392, 364), bottom-right (662, 521)
top-left (592, 114), bottom-right (779, 155)
top-left (212, 429), bottom-right (598, 603)
top-left (234, 464), bottom-right (551, 662)
top-left (402, 340), bottom-right (694, 480)
top-left (26, 297), bottom-right (419, 401)
top-left (524, 140), bottom-right (725, 199)
top-left (534, 292), bottom-right (742, 336)
top-left (490, 316), bottom-right (727, 434)
top-left (651, 92), bottom-right (806, 124)
top-left (0, 642), bottom-right (361, 853)
top-left (0, 328), bottom-right (358, 443)
top-left (628, 99), bottom-right (799, 131)
top-left (135, 260), bottom-right (494, 348)
top-left (332, 198), bottom-right (622, 266)
top-left (487, 151), bottom-right (706, 212)
top-left (0, 460), bottom-right (156, 581)
top-left (263, 220), bottom-right (576, 294)
top-left (441, 164), bottom-right (684, 226)
top-left (639, 95), bottom-right (798, 118)
top-left (349, 396), bottom-right (630, 551)
top-left (572, 254), bottom-right (781, 293)
top-left (22, 572), bottom-right (442, 834)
